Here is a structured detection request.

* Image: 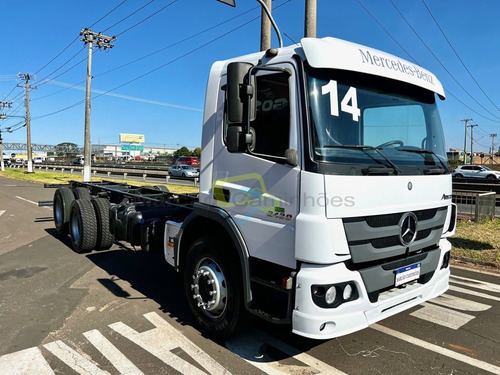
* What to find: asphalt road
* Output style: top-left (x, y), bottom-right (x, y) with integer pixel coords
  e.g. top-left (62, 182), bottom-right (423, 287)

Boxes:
top-left (0, 175), bottom-right (499, 375)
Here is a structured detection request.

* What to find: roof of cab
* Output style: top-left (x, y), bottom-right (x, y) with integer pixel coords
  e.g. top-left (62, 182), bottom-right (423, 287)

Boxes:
top-left (301, 37), bottom-right (445, 99)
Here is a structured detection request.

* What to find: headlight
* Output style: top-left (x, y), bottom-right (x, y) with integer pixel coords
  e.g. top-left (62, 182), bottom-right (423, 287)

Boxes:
top-left (325, 286), bottom-right (337, 304)
top-left (311, 282), bottom-right (358, 308)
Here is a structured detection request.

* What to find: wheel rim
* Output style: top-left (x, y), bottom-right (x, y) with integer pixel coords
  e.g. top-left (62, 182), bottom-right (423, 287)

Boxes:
top-left (190, 258), bottom-right (227, 318)
top-left (54, 196), bottom-right (63, 226)
top-left (70, 212), bottom-right (81, 244)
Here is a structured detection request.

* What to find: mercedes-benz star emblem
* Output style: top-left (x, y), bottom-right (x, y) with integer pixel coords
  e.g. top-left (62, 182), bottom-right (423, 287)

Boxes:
top-left (399, 212), bottom-right (418, 246)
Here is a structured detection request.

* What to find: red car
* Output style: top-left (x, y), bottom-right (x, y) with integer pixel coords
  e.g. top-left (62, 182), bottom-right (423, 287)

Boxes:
top-left (176, 156), bottom-right (199, 167)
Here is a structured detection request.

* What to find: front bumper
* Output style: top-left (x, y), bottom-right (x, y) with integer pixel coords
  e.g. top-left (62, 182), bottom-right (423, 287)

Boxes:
top-left (292, 239), bottom-right (451, 339)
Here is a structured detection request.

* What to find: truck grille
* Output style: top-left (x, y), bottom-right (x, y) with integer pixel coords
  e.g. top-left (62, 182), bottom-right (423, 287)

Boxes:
top-left (342, 206), bottom-right (448, 302)
top-left (343, 206), bottom-right (447, 264)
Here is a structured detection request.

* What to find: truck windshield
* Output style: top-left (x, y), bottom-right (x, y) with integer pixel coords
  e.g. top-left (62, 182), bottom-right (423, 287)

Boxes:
top-left (306, 67), bottom-right (449, 176)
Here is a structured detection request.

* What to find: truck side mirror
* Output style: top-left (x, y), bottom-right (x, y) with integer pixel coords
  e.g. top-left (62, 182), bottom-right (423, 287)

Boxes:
top-left (227, 62), bottom-right (256, 124)
top-left (227, 125), bottom-right (255, 153)
top-left (285, 149), bottom-right (298, 167)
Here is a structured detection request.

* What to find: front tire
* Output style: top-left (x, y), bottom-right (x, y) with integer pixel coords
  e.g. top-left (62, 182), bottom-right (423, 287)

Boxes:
top-left (183, 238), bottom-right (247, 340)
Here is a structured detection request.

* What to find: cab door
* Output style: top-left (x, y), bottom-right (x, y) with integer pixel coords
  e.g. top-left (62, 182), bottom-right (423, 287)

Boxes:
top-left (210, 63), bottom-right (302, 269)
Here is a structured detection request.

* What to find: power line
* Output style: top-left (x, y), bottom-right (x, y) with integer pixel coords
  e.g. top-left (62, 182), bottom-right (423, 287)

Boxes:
top-left (93, 0), bottom-right (291, 101)
top-left (357, 0), bottom-right (500, 124)
top-left (95, 3), bottom-right (261, 78)
top-left (388, 0), bottom-right (500, 121)
top-left (101, 0), bottom-right (158, 33)
top-left (34, 46), bottom-right (87, 87)
top-left (421, 0), bottom-right (500, 114)
top-left (114, 0), bottom-right (179, 37)
top-left (25, 0), bottom-right (292, 122)
top-left (89, 0), bottom-right (129, 28)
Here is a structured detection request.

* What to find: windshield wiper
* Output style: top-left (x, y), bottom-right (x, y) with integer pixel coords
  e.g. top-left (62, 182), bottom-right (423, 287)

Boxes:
top-left (397, 147), bottom-right (449, 173)
top-left (322, 145), bottom-right (401, 175)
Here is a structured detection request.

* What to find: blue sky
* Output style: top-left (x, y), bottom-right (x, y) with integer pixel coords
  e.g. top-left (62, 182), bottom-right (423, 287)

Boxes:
top-left (1, 0), bottom-right (499, 153)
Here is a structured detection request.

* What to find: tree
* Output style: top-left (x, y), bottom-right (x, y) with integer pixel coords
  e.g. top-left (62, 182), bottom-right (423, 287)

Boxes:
top-left (55, 142), bottom-right (79, 158)
top-left (174, 146), bottom-right (191, 157)
top-left (192, 147), bottom-right (201, 158)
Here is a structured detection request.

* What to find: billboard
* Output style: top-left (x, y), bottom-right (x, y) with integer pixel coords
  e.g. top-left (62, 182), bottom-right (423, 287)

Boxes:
top-left (121, 145), bottom-right (144, 151)
top-left (119, 133), bottom-right (145, 143)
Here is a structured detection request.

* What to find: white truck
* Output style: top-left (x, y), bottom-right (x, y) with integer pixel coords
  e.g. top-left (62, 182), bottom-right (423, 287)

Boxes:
top-left (45, 33), bottom-right (456, 340)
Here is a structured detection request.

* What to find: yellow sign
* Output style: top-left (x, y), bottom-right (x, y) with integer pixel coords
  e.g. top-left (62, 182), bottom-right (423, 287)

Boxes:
top-left (119, 133), bottom-right (145, 143)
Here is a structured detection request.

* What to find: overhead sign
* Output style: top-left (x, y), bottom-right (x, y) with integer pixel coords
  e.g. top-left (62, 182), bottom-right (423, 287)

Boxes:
top-left (121, 145), bottom-right (144, 151)
top-left (119, 133), bottom-right (145, 143)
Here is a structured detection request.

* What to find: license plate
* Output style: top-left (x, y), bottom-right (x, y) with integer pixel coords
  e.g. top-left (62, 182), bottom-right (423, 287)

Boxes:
top-left (395, 263), bottom-right (421, 287)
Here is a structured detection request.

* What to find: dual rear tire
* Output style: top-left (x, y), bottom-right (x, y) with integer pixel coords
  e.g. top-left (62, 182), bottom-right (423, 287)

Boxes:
top-left (53, 187), bottom-right (113, 253)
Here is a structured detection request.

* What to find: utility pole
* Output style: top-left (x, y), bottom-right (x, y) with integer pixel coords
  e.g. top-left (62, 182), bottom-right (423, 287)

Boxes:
top-left (490, 133), bottom-right (497, 164)
top-left (304, 0), bottom-right (317, 37)
top-left (18, 74), bottom-right (36, 173)
top-left (461, 118), bottom-right (472, 164)
top-left (80, 28), bottom-right (116, 182)
top-left (0, 102), bottom-right (12, 172)
top-left (468, 124), bottom-right (478, 164)
top-left (260, 0), bottom-right (272, 51)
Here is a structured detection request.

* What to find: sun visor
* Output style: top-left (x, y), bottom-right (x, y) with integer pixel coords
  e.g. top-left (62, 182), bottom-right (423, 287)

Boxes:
top-left (301, 37), bottom-right (445, 99)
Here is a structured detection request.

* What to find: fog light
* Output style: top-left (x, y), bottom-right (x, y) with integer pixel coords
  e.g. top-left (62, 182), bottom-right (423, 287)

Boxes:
top-left (343, 284), bottom-right (353, 300)
top-left (325, 286), bottom-right (337, 304)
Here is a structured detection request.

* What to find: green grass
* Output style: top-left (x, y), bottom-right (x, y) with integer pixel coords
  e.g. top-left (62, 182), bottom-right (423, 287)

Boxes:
top-left (0, 168), bottom-right (199, 194)
top-left (450, 219), bottom-right (500, 265)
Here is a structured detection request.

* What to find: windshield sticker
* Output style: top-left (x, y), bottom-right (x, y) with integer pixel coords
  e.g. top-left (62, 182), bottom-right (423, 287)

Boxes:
top-left (321, 80), bottom-right (360, 121)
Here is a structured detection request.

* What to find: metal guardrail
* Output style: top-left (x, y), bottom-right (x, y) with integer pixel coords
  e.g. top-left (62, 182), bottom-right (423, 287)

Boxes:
top-left (8, 163), bottom-right (199, 186)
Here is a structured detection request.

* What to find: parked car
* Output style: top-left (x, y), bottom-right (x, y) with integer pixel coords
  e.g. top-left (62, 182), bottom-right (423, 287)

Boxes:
top-left (168, 165), bottom-right (199, 177)
top-left (452, 165), bottom-right (500, 180)
top-left (2, 159), bottom-right (10, 167)
top-left (175, 156), bottom-right (199, 167)
top-left (72, 157), bottom-right (84, 165)
top-left (33, 156), bottom-right (43, 164)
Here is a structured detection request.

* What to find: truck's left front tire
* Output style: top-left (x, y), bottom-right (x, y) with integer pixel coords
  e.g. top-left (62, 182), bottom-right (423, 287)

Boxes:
top-left (69, 199), bottom-right (98, 253)
top-left (183, 237), bottom-right (247, 340)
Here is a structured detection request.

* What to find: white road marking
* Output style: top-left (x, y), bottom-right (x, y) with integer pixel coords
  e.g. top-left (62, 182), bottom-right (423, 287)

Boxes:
top-left (44, 340), bottom-right (111, 375)
top-left (450, 275), bottom-right (500, 294)
top-left (372, 324), bottom-right (500, 374)
top-left (449, 285), bottom-right (500, 302)
top-left (15, 195), bottom-right (52, 210)
top-left (109, 312), bottom-right (231, 375)
top-left (0, 210), bottom-right (5, 217)
top-left (0, 347), bottom-right (54, 375)
top-left (410, 303), bottom-right (476, 330)
top-left (226, 330), bottom-right (347, 375)
top-left (15, 196), bottom-right (38, 205)
top-left (84, 329), bottom-right (144, 375)
top-left (431, 293), bottom-right (491, 312)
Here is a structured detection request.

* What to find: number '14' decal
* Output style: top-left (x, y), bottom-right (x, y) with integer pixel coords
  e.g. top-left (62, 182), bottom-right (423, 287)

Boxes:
top-left (321, 80), bottom-right (360, 122)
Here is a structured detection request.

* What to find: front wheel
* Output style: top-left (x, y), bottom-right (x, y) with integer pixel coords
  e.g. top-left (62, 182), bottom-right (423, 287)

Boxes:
top-left (183, 238), bottom-right (247, 340)
top-left (486, 174), bottom-right (496, 180)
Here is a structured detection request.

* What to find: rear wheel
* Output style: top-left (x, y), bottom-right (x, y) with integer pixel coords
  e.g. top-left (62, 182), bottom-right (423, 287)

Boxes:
top-left (91, 198), bottom-right (114, 250)
top-left (53, 188), bottom-right (75, 234)
top-left (73, 187), bottom-right (91, 200)
top-left (183, 237), bottom-right (247, 340)
top-left (69, 199), bottom-right (97, 253)
top-left (454, 173), bottom-right (463, 178)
